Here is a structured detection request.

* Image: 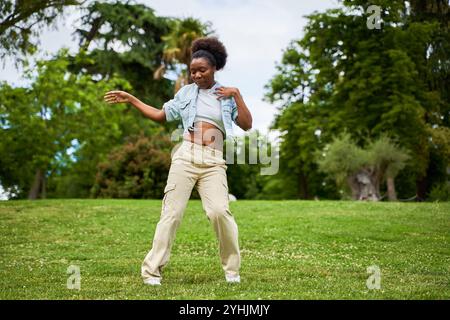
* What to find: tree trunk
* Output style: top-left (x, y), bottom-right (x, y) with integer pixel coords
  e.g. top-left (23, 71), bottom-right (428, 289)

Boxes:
top-left (348, 170), bottom-right (380, 201)
top-left (41, 174), bottom-right (47, 199)
top-left (347, 175), bottom-right (360, 200)
top-left (298, 171), bottom-right (309, 199)
top-left (416, 176), bottom-right (428, 201)
top-left (386, 176), bottom-right (397, 201)
top-left (28, 169), bottom-right (44, 200)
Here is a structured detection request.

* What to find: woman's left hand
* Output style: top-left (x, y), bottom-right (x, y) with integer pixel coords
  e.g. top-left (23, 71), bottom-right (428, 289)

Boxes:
top-left (215, 87), bottom-right (238, 100)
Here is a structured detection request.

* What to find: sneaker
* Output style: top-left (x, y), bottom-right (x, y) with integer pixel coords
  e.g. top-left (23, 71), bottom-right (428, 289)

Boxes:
top-left (225, 274), bottom-right (240, 283)
top-left (143, 277), bottom-right (161, 286)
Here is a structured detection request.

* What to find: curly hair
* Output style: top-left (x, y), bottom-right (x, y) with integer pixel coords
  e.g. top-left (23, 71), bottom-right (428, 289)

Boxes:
top-left (191, 37), bottom-right (228, 70)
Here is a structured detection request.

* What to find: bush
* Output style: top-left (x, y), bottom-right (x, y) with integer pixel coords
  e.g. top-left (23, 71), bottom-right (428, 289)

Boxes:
top-left (91, 132), bottom-right (173, 199)
top-left (428, 183), bottom-right (450, 201)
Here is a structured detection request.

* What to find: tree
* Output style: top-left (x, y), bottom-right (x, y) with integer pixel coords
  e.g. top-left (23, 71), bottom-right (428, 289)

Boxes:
top-left (51, 1), bottom-right (185, 198)
top-left (153, 17), bottom-right (213, 93)
top-left (317, 133), bottom-right (409, 201)
top-left (225, 131), bottom-right (267, 199)
top-left (73, 0), bottom-right (173, 110)
top-left (368, 136), bottom-right (410, 201)
top-left (408, 0), bottom-right (450, 198)
top-left (0, 49), bottom-right (130, 199)
top-left (317, 133), bottom-right (368, 200)
top-left (70, 1), bottom-right (212, 140)
top-left (265, 42), bottom-right (339, 200)
top-left (0, 0), bottom-right (82, 65)
top-left (266, 0), bottom-right (450, 200)
top-left (91, 131), bottom-right (173, 199)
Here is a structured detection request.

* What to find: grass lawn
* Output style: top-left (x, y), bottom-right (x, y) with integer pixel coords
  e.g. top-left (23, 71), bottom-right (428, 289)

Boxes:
top-left (0, 199), bottom-right (449, 300)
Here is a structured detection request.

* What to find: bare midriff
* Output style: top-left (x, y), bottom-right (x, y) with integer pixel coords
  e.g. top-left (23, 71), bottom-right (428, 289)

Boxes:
top-left (183, 121), bottom-right (224, 151)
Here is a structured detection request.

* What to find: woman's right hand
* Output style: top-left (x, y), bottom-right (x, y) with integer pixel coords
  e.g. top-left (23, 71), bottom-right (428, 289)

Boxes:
top-left (103, 90), bottom-right (133, 104)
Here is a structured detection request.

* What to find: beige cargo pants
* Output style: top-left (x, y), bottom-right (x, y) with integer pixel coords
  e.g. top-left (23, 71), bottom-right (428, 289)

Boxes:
top-left (141, 140), bottom-right (240, 281)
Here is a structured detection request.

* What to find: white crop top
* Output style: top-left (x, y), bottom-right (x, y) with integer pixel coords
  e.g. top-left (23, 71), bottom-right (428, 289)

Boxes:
top-left (194, 87), bottom-right (225, 134)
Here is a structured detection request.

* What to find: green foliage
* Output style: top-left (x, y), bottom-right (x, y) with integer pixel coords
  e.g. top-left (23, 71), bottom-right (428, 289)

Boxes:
top-left (91, 132), bottom-right (173, 199)
top-left (428, 183), bottom-right (450, 201)
top-left (0, 49), bottom-right (131, 199)
top-left (72, 0), bottom-right (173, 108)
top-left (368, 135), bottom-right (410, 178)
top-left (0, 1), bottom-right (220, 199)
top-left (226, 131), bottom-right (270, 200)
top-left (60, 4), bottom-right (214, 198)
top-left (317, 133), bottom-right (367, 187)
top-left (256, 174), bottom-right (300, 200)
top-left (317, 133), bottom-right (410, 199)
top-left (266, 0), bottom-right (450, 200)
top-left (0, 0), bottom-right (81, 65)
top-left (156, 17), bottom-right (213, 93)
top-left (427, 125), bottom-right (450, 183)
top-left (162, 17), bottom-right (213, 63)
top-left (70, 1), bottom-right (214, 140)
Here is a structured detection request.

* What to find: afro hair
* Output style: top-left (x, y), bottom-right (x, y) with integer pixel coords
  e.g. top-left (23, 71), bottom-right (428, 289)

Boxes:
top-left (191, 37), bottom-right (228, 70)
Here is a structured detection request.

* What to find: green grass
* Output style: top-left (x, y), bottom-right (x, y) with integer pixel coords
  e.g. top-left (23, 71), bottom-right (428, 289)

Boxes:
top-left (0, 199), bottom-right (449, 300)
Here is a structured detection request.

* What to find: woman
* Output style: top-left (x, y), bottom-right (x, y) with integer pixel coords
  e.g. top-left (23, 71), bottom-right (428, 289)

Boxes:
top-left (104, 37), bottom-right (252, 286)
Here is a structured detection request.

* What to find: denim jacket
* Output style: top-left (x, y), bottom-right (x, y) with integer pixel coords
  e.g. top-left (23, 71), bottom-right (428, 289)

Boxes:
top-left (162, 82), bottom-right (239, 141)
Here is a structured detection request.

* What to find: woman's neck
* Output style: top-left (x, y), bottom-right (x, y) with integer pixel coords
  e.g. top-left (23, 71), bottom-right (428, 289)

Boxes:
top-left (204, 80), bottom-right (216, 89)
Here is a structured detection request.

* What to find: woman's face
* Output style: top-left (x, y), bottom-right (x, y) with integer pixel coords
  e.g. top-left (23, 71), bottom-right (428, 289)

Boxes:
top-left (190, 58), bottom-right (216, 89)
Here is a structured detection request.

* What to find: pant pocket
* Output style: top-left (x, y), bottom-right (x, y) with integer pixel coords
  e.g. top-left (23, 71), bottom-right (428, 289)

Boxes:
top-left (162, 183), bottom-right (176, 213)
top-left (222, 180), bottom-right (231, 204)
top-left (222, 180), bottom-right (229, 193)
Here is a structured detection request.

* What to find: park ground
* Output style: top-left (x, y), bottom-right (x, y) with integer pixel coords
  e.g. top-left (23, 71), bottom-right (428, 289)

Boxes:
top-left (0, 199), bottom-right (449, 299)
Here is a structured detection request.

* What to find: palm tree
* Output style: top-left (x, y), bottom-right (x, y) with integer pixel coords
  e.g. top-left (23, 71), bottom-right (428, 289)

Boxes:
top-left (154, 17), bottom-right (213, 93)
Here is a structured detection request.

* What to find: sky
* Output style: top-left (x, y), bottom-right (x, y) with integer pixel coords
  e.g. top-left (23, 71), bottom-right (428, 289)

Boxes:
top-left (0, 0), bottom-right (340, 199)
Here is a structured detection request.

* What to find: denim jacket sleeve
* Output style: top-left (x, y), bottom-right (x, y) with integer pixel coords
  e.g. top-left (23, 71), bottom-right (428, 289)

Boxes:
top-left (162, 90), bottom-right (183, 122)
